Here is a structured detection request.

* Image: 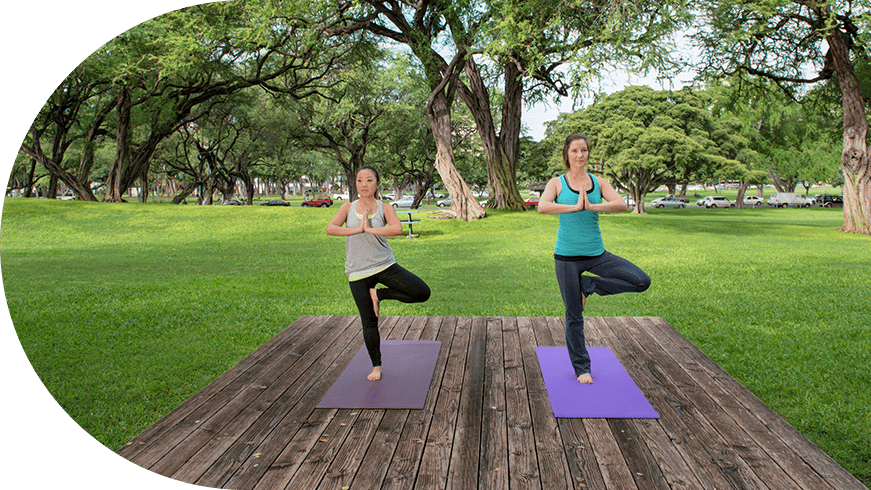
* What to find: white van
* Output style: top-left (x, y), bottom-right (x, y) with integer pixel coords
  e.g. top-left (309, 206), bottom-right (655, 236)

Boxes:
top-left (767, 193), bottom-right (810, 208)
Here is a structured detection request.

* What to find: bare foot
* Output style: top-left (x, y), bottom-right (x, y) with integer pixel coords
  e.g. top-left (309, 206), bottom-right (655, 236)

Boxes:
top-left (577, 373), bottom-right (593, 384)
top-left (368, 366), bottom-right (382, 381)
top-left (370, 288), bottom-right (380, 317)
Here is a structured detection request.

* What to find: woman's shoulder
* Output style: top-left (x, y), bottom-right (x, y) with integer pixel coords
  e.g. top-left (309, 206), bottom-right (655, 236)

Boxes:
top-left (594, 175), bottom-right (614, 190)
top-left (547, 175), bottom-right (564, 188)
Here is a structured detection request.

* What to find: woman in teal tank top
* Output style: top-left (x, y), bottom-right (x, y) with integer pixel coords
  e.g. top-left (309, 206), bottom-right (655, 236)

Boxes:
top-left (538, 134), bottom-right (650, 384)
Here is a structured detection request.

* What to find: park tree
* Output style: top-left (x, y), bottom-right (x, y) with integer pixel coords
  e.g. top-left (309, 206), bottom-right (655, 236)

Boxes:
top-left (330, 0), bottom-right (690, 216)
top-left (367, 53), bottom-right (453, 208)
top-left (470, 0), bottom-right (691, 210)
top-left (327, 0), bottom-right (487, 220)
top-left (20, 1), bottom-right (353, 202)
top-left (695, 0), bottom-right (871, 233)
top-left (18, 69), bottom-right (114, 201)
top-left (711, 78), bottom-right (842, 200)
top-left (546, 86), bottom-right (738, 213)
top-left (280, 44), bottom-right (396, 203)
top-left (155, 88), bottom-right (299, 205)
top-left (517, 136), bottom-right (552, 184)
top-left (707, 112), bottom-right (765, 207)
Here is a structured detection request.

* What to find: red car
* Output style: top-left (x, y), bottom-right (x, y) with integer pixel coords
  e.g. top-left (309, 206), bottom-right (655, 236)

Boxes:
top-left (301, 195), bottom-right (333, 207)
top-left (525, 197), bottom-right (540, 210)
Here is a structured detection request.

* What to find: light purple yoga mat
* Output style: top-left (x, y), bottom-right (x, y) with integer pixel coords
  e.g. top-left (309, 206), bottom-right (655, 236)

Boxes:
top-left (536, 346), bottom-right (659, 418)
top-left (317, 340), bottom-right (441, 409)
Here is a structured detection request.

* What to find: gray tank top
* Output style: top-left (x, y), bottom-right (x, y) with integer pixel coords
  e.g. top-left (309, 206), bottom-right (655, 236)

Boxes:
top-left (345, 200), bottom-right (396, 280)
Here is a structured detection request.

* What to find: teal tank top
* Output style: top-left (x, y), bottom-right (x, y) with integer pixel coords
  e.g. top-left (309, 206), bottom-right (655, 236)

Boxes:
top-left (554, 174), bottom-right (605, 258)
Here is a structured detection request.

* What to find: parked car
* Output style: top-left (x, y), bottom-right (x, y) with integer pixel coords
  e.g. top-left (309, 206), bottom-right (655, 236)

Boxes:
top-left (767, 192), bottom-right (810, 208)
top-left (220, 199), bottom-right (244, 205)
top-left (743, 195), bottom-right (766, 207)
top-left (701, 196), bottom-right (735, 208)
top-left (525, 197), bottom-right (540, 210)
top-left (695, 197), bottom-right (707, 207)
top-left (259, 199), bottom-right (290, 206)
top-left (651, 196), bottom-right (686, 209)
top-left (815, 194), bottom-right (843, 207)
top-left (332, 193), bottom-right (350, 201)
top-left (390, 196), bottom-right (416, 208)
top-left (663, 194), bottom-right (690, 203)
top-left (301, 195), bottom-right (333, 207)
top-left (437, 197), bottom-right (452, 208)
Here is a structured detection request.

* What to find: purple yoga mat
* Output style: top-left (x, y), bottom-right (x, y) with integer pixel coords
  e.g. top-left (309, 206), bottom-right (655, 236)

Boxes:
top-left (316, 340), bottom-right (442, 409)
top-left (536, 346), bottom-right (659, 418)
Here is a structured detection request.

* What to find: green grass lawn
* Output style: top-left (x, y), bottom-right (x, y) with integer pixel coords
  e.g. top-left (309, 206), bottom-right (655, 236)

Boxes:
top-left (1, 198), bottom-right (869, 485)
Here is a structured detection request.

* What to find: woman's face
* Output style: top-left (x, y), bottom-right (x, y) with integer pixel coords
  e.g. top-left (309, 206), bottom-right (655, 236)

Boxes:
top-left (566, 138), bottom-right (589, 169)
top-left (356, 169), bottom-right (378, 198)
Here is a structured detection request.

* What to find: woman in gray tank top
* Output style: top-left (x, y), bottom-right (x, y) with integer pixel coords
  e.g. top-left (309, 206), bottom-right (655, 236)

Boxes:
top-left (327, 166), bottom-right (431, 381)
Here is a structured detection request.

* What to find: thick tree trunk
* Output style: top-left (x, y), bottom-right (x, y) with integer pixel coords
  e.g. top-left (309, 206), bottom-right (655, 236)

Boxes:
top-left (106, 87), bottom-right (132, 202)
top-left (427, 91), bottom-right (485, 221)
top-left (138, 169), bottom-right (149, 203)
top-left (171, 182), bottom-right (198, 204)
top-left (827, 29), bottom-right (870, 234)
top-left (501, 62), bottom-right (523, 178)
top-left (19, 132), bottom-right (97, 202)
top-left (736, 182), bottom-right (749, 209)
top-left (243, 175), bottom-right (255, 205)
top-left (458, 57), bottom-right (525, 211)
top-left (23, 157), bottom-right (38, 198)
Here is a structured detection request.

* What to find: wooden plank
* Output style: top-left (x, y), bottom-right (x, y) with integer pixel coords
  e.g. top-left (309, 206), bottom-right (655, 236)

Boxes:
top-left (618, 317), bottom-right (802, 489)
top-left (584, 317), bottom-right (704, 490)
top-left (546, 316), bottom-right (631, 490)
top-left (608, 418), bottom-right (668, 490)
top-left (597, 316), bottom-right (743, 489)
top-left (540, 316), bottom-right (608, 490)
top-left (249, 408), bottom-right (337, 490)
top-left (277, 408), bottom-right (363, 489)
top-left (222, 316), bottom-right (409, 490)
top-left (185, 315), bottom-right (372, 487)
top-left (479, 317), bottom-right (508, 490)
top-left (585, 418), bottom-right (640, 490)
top-left (501, 317), bottom-right (541, 490)
top-left (315, 408), bottom-right (385, 489)
top-left (516, 317), bottom-right (574, 490)
top-left (117, 315), bottom-right (327, 463)
top-left (114, 316), bottom-right (865, 490)
top-left (143, 315), bottom-right (348, 476)
top-left (379, 316), bottom-right (453, 490)
top-left (646, 317), bottom-right (867, 490)
top-left (447, 316), bottom-right (487, 490)
top-left (247, 316), bottom-right (409, 490)
top-left (585, 317), bottom-right (703, 490)
top-left (556, 419), bottom-right (608, 490)
top-left (415, 317), bottom-right (472, 489)
top-left (345, 317), bottom-right (435, 490)
top-left (622, 317), bottom-right (803, 489)
top-left (602, 317), bottom-right (773, 489)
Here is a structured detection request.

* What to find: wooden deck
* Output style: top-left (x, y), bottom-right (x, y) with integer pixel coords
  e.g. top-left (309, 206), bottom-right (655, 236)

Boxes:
top-left (117, 316), bottom-right (866, 490)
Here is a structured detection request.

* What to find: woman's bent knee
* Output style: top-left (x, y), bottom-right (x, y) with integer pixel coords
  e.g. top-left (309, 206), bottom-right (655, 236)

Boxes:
top-left (416, 285), bottom-right (431, 303)
top-left (636, 273), bottom-right (651, 292)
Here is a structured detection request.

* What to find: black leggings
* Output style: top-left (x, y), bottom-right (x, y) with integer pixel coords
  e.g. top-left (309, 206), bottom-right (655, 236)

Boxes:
top-left (349, 263), bottom-right (430, 366)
